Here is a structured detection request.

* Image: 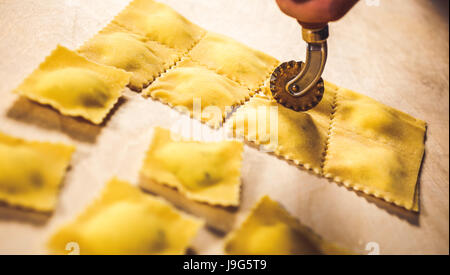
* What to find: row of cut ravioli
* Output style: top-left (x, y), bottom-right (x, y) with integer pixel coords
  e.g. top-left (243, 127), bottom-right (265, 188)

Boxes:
top-left (0, 130), bottom-right (347, 254)
top-left (14, 0), bottom-right (279, 128)
top-left (225, 83), bottom-right (426, 211)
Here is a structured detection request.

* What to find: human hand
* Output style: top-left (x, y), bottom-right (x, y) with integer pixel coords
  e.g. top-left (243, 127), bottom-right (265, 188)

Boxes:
top-left (275, 0), bottom-right (358, 28)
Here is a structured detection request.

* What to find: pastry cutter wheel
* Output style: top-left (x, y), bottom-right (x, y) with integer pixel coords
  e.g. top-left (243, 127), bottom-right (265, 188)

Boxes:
top-left (270, 22), bottom-right (329, 112)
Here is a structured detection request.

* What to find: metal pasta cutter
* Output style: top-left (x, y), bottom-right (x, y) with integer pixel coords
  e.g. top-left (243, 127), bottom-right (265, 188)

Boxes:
top-left (270, 23), bottom-right (329, 112)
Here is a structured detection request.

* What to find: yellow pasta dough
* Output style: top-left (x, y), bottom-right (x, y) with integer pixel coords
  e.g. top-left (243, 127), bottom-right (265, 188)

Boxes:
top-left (224, 196), bottom-right (349, 255)
top-left (78, 22), bottom-right (179, 91)
top-left (189, 32), bottom-right (279, 90)
top-left (14, 45), bottom-right (131, 124)
top-left (47, 178), bottom-right (204, 255)
top-left (0, 132), bottom-right (75, 212)
top-left (228, 82), bottom-right (426, 211)
top-left (228, 93), bottom-right (332, 174)
top-left (334, 88), bottom-right (427, 153)
top-left (143, 59), bottom-right (253, 128)
top-left (140, 127), bottom-right (243, 206)
top-left (323, 128), bottom-right (421, 211)
top-left (113, 0), bottom-right (205, 51)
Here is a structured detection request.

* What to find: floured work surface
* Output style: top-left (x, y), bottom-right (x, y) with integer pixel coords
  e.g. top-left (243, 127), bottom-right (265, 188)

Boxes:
top-left (0, 0), bottom-right (448, 254)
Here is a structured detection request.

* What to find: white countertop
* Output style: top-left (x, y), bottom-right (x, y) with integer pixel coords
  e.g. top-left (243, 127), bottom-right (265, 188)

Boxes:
top-left (0, 0), bottom-right (448, 254)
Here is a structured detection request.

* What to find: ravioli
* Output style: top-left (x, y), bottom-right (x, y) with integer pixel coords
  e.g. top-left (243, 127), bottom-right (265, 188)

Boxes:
top-left (333, 88), bottom-right (427, 152)
top-left (47, 178), bottom-right (204, 255)
top-left (140, 127), bottom-right (243, 206)
top-left (113, 0), bottom-right (205, 51)
top-left (78, 22), bottom-right (179, 91)
top-left (0, 132), bottom-right (75, 212)
top-left (14, 45), bottom-right (131, 124)
top-left (323, 128), bottom-right (422, 211)
top-left (189, 32), bottom-right (279, 90)
top-left (143, 59), bottom-right (253, 128)
top-left (224, 196), bottom-right (348, 255)
top-left (227, 94), bottom-right (331, 174)
top-left (228, 82), bottom-right (426, 211)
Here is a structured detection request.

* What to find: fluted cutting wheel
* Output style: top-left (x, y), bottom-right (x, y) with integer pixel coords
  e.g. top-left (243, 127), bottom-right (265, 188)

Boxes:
top-left (270, 61), bottom-right (324, 112)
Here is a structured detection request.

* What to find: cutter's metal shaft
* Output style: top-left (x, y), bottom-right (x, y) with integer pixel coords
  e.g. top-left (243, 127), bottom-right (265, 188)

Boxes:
top-left (287, 26), bottom-right (328, 97)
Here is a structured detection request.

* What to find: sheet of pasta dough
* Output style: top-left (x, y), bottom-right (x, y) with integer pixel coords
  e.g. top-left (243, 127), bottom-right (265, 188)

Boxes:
top-left (227, 84), bottom-right (426, 211)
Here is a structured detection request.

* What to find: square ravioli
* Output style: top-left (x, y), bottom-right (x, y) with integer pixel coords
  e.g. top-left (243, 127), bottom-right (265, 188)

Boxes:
top-left (227, 94), bottom-right (331, 174)
top-left (323, 128), bottom-right (422, 211)
top-left (333, 88), bottom-right (427, 153)
top-left (78, 22), bottom-right (179, 91)
top-left (47, 178), bottom-right (204, 255)
top-left (140, 127), bottom-right (244, 206)
top-left (113, 0), bottom-right (205, 51)
top-left (143, 59), bottom-right (253, 128)
top-left (14, 45), bottom-right (131, 124)
top-left (0, 132), bottom-right (75, 212)
top-left (224, 196), bottom-right (348, 255)
top-left (231, 80), bottom-right (426, 211)
top-left (189, 32), bottom-right (279, 90)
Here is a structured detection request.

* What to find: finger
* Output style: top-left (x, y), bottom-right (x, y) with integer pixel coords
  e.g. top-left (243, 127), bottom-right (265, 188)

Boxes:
top-left (276, 0), bottom-right (358, 23)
